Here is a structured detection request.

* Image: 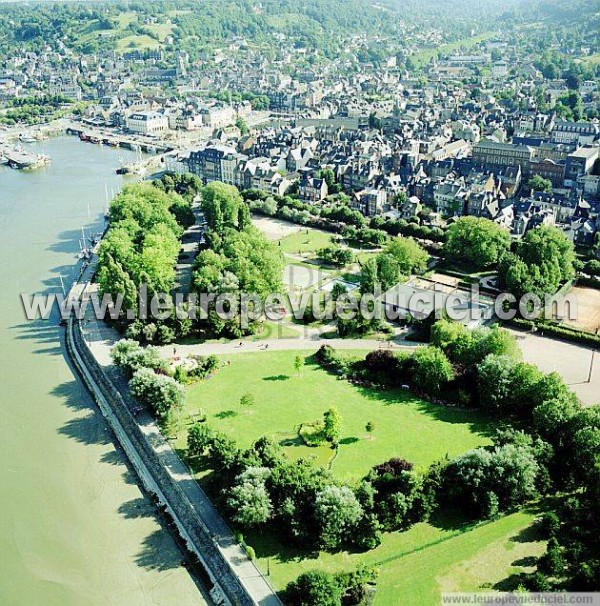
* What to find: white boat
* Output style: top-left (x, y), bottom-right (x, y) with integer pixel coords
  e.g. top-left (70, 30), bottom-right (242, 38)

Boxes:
top-left (19, 133), bottom-right (37, 144)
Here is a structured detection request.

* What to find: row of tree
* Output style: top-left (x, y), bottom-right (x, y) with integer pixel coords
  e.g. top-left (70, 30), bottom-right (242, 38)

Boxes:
top-left (97, 183), bottom-right (189, 309)
top-left (191, 182), bottom-right (284, 338)
top-left (443, 217), bottom-right (578, 301)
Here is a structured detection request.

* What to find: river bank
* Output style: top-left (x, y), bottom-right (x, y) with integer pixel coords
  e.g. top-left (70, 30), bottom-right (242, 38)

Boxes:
top-left (0, 136), bottom-right (204, 605)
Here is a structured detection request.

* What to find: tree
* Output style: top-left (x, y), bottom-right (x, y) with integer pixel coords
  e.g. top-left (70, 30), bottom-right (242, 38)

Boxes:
top-left (411, 346), bottom-right (454, 396)
top-left (129, 368), bottom-right (186, 420)
top-left (323, 408), bottom-right (341, 446)
top-left (240, 392), bottom-right (255, 407)
top-left (235, 115), bottom-right (249, 135)
top-left (227, 467), bottom-right (273, 527)
top-left (359, 257), bottom-right (379, 294)
top-left (477, 354), bottom-right (516, 411)
top-left (201, 181), bottom-right (242, 233)
top-left (444, 217), bottom-right (511, 270)
top-left (383, 237), bottom-right (429, 275)
top-left (499, 226), bottom-right (577, 300)
top-left (285, 570), bottom-right (342, 606)
top-left (110, 339), bottom-right (169, 376)
top-left (442, 442), bottom-right (539, 519)
top-left (528, 175), bottom-right (553, 193)
top-left (375, 253), bottom-right (401, 291)
top-left (314, 485), bottom-right (363, 550)
top-left (317, 245), bottom-right (354, 267)
top-left (294, 355), bottom-right (304, 375)
top-left (187, 423), bottom-right (214, 457)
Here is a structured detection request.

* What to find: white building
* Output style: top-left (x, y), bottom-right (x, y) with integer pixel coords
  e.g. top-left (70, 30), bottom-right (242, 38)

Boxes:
top-left (126, 111), bottom-right (169, 135)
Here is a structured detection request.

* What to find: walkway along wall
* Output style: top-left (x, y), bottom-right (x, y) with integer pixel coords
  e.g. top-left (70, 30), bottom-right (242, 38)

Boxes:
top-left (65, 316), bottom-right (256, 606)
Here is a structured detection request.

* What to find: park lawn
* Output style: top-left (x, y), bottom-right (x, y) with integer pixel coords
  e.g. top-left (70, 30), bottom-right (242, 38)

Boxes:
top-left (278, 227), bottom-right (336, 255)
top-left (116, 34), bottom-right (161, 51)
top-left (182, 350), bottom-right (494, 481)
top-left (146, 23), bottom-right (175, 41)
top-left (245, 505), bottom-right (545, 605)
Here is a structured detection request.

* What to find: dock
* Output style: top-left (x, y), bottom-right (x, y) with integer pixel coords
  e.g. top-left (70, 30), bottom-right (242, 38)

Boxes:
top-left (66, 126), bottom-right (172, 155)
top-left (0, 142), bottom-right (50, 170)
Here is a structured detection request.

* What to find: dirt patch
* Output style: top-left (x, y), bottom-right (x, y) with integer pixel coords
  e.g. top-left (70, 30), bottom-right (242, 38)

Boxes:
top-left (252, 215), bottom-right (303, 241)
top-left (563, 286), bottom-right (600, 334)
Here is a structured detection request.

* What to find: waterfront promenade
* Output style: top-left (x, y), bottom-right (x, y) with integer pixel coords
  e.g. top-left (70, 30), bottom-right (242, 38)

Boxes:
top-left (69, 272), bottom-right (283, 606)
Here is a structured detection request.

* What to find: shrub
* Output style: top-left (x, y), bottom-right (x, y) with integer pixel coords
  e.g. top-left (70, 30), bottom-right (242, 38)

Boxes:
top-left (411, 346), bottom-right (454, 396)
top-left (129, 368), bottom-right (185, 419)
top-left (285, 570), bottom-right (343, 606)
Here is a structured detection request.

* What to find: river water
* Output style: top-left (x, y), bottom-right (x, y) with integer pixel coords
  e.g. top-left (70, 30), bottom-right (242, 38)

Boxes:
top-left (0, 137), bottom-right (204, 605)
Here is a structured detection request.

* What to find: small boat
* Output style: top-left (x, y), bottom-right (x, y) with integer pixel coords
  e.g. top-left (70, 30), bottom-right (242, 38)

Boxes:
top-left (19, 133), bottom-right (37, 144)
top-left (79, 133), bottom-right (90, 142)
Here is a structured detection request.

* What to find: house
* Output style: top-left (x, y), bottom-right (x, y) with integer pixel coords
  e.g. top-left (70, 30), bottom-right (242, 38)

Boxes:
top-left (356, 189), bottom-right (387, 217)
top-left (551, 121), bottom-right (599, 146)
top-left (433, 182), bottom-right (466, 215)
top-left (298, 174), bottom-right (328, 202)
top-left (565, 146), bottom-right (599, 187)
top-left (399, 195), bottom-right (422, 220)
top-left (472, 140), bottom-right (533, 174)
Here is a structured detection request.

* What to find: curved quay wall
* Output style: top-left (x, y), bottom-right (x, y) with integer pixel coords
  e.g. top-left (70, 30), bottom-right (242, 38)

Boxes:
top-left (65, 316), bottom-right (255, 606)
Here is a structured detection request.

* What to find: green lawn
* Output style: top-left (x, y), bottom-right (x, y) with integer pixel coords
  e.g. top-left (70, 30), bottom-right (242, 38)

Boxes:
top-left (146, 23), bottom-right (175, 41)
top-left (246, 505), bottom-right (546, 605)
top-left (116, 34), bottom-right (161, 51)
top-left (278, 228), bottom-right (336, 255)
top-left (178, 350), bottom-right (543, 603)
top-left (181, 351), bottom-right (494, 480)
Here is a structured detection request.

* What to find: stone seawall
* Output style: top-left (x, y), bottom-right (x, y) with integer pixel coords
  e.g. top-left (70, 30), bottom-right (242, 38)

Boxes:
top-left (66, 316), bottom-right (256, 606)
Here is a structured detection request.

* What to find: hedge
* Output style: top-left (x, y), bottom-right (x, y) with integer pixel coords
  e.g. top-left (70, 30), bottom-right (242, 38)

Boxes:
top-left (507, 318), bottom-right (600, 347)
top-left (577, 276), bottom-right (600, 290)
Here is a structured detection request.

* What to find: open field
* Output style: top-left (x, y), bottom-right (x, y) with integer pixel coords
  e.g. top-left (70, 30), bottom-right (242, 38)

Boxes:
top-left (181, 351), bottom-right (494, 480)
top-left (116, 34), bottom-right (161, 52)
top-left (146, 23), bottom-right (175, 41)
top-left (564, 285), bottom-right (600, 334)
top-left (252, 215), bottom-right (304, 241)
top-left (278, 227), bottom-right (336, 255)
top-left (247, 500), bottom-right (546, 605)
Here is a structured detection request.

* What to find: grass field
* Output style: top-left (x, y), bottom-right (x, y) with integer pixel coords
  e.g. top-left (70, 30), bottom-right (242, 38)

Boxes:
top-left (146, 23), bottom-right (174, 41)
top-left (245, 505), bottom-right (546, 605)
top-left (116, 34), bottom-right (161, 52)
top-left (181, 351), bottom-right (494, 480)
top-left (178, 350), bottom-right (544, 603)
top-left (278, 227), bottom-right (336, 255)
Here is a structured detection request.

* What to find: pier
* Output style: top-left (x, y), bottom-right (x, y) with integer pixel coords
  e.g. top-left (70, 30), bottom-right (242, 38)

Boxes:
top-left (65, 125), bottom-right (172, 155)
top-left (0, 142), bottom-right (50, 170)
